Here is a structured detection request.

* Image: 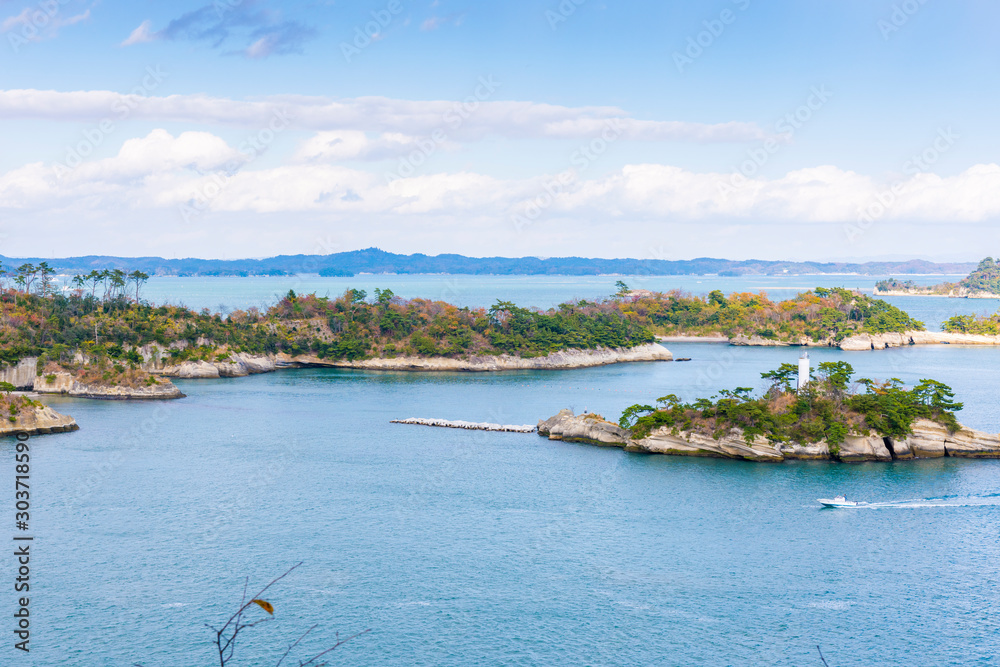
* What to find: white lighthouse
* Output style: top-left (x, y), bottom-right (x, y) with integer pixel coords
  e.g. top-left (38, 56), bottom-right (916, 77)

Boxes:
top-left (797, 351), bottom-right (811, 391)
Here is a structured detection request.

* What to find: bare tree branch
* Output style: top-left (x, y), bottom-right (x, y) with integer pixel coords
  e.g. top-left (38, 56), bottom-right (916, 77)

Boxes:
top-left (275, 624), bottom-right (318, 667)
top-left (207, 563), bottom-right (366, 666)
top-left (298, 629), bottom-right (371, 666)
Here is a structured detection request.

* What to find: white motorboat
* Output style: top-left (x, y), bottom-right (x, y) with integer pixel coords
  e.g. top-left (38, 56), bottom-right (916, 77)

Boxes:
top-left (817, 495), bottom-right (863, 508)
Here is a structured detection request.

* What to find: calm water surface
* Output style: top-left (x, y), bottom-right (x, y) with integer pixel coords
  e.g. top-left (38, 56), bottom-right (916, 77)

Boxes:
top-left (4, 277), bottom-right (1000, 665)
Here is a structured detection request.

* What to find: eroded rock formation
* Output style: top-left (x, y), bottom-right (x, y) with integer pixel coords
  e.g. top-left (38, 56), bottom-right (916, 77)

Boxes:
top-left (537, 411), bottom-right (1000, 462)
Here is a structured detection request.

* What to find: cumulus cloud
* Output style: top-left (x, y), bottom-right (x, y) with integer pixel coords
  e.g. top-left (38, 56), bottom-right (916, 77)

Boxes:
top-left (0, 89), bottom-right (769, 144)
top-left (293, 131), bottom-right (459, 162)
top-left (4, 128), bottom-right (1000, 232)
top-left (122, 1), bottom-right (316, 58)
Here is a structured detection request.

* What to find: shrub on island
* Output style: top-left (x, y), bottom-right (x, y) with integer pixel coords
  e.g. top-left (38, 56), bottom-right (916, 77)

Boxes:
top-left (619, 362), bottom-right (961, 449)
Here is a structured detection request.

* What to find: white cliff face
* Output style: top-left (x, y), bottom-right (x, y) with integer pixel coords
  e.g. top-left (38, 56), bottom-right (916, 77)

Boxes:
top-left (628, 427), bottom-right (784, 462)
top-left (0, 359), bottom-right (40, 389)
top-left (776, 441), bottom-right (831, 460)
top-left (836, 434), bottom-right (893, 462)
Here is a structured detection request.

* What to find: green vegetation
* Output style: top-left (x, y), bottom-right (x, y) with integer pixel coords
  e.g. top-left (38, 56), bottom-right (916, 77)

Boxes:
top-left (875, 278), bottom-right (921, 292)
top-left (874, 278), bottom-right (956, 294)
top-left (617, 286), bottom-right (923, 342)
top-left (878, 257), bottom-right (1000, 297)
top-left (0, 268), bottom-right (925, 390)
top-left (0, 381), bottom-right (43, 423)
top-left (958, 257), bottom-right (1000, 293)
top-left (619, 362), bottom-right (961, 446)
top-left (942, 312), bottom-right (1000, 335)
top-left (0, 272), bottom-right (655, 380)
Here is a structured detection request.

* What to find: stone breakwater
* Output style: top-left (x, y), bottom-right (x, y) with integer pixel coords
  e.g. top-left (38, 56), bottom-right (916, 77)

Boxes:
top-left (151, 342), bottom-right (673, 377)
top-left (537, 410), bottom-right (1000, 462)
top-left (391, 418), bottom-right (536, 433)
top-left (0, 403), bottom-right (78, 437)
top-left (660, 331), bottom-right (1000, 351)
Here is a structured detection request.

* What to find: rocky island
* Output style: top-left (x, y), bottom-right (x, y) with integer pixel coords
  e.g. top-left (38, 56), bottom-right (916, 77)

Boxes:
top-left (620, 286), bottom-right (930, 350)
top-left (0, 271), bottom-right (671, 410)
top-left (0, 389), bottom-right (78, 437)
top-left (539, 362), bottom-right (999, 462)
top-left (873, 257), bottom-right (1000, 299)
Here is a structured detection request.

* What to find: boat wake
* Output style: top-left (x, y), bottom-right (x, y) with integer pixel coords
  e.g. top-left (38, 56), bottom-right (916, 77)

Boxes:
top-left (863, 493), bottom-right (1000, 509)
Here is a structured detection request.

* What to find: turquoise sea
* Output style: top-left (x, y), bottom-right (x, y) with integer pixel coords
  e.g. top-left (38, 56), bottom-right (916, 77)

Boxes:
top-left (6, 276), bottom-right (1000, 665)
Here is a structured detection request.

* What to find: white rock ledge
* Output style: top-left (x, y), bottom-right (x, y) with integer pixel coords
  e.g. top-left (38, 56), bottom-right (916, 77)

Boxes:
top-left (156, 343), bottom-right (673, 377)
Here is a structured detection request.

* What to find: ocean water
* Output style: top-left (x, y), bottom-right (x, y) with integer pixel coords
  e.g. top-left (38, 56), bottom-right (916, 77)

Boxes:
top-left (4, 277), bottom-right (1000, 665)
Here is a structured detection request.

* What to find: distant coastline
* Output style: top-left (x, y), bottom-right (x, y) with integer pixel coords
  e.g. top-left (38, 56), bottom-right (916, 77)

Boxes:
top-left (0, 248), bottom-right (977, 278)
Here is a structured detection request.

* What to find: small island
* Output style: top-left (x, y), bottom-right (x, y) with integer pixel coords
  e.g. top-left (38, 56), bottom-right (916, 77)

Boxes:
top-left (0, 385), bottom-right (78, 437)
top-left (619, 285), bottom-right (926, 350)
top-left (539, 362), bottom-right (999, 462)
top-left (0, 269), bottom-right (674, 432)
top-left (874, 256), bottom-right (1000, 298)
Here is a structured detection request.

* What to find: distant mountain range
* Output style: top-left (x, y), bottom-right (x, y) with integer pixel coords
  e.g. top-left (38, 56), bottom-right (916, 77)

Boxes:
top-left (0, 248), bottom-right (978, 278)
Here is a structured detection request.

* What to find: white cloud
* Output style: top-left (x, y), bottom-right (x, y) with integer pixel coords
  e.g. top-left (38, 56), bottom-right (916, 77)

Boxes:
top-left (1, 5), bottom-right (91, 42)
top-left (121, 19), bottom-right (155, 46)
top-left (5, 129), bottom-right (1000, 232)
top-left (293, 131), bottom-right (458, 162)
top-left (0, 89), bottom-right (768, 144)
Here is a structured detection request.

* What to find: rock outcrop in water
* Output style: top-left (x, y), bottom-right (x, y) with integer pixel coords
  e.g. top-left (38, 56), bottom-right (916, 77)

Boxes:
top-left (537, 409), bottom-right (631, 446)
top-left (1, 359), bottom-right (184, 400)
top-left (537, 410), bottom-right (1000, 462)
top-left (0, 400), bottom-right (78, 437)
top-left (31, 371), bottom-right (184, 400)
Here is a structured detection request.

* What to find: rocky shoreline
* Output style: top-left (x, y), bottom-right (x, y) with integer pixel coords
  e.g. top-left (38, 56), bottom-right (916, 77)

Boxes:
top-left (873, 288), bottom-right (998, 299)
top-left (151, 342), bottom-right (674, 378)
top-left (0, 402), bottom-right (78, 437)
top-left (658, 331), bottom-right (1000, 351)
top-left (538, 409), bottom-right (1000, 462)
top-left (0, 359), bottom-right (184, 399)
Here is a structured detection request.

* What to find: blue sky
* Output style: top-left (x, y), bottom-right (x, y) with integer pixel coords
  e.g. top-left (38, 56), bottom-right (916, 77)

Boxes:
top-left (1, 0), bottom-right (998, 261)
